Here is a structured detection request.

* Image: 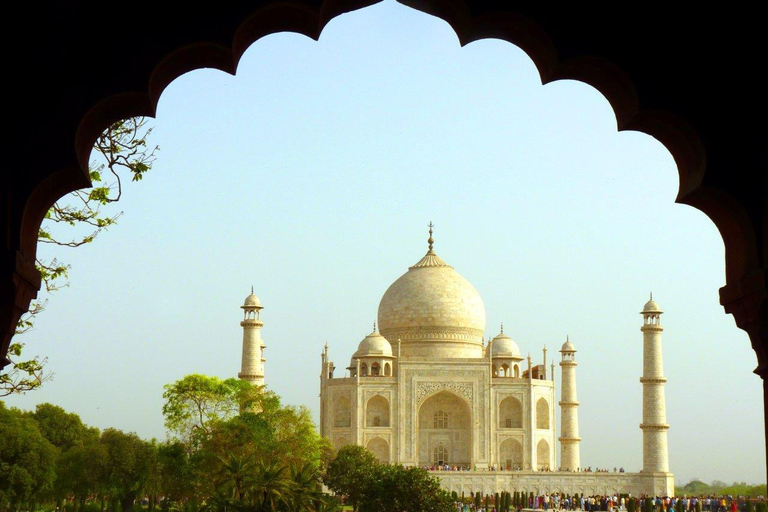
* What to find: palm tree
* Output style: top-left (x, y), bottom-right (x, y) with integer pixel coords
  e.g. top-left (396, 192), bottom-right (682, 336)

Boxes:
top-left (285, 463), bottom-right (325, 512)
top-left (252, 459), bottom-right (290, 512)
top-left (216, 451), bottom-right (258, 502)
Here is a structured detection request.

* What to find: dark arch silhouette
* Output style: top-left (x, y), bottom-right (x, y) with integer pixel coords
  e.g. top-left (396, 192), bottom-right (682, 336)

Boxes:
top-left (3, 0), bottom-right (765, 480)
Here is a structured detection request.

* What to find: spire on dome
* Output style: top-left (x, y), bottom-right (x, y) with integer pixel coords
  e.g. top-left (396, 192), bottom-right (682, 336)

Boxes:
top-left (410, 222), bottom-right (452, 269)
top-left (500, 322), bottom-right (504, 335)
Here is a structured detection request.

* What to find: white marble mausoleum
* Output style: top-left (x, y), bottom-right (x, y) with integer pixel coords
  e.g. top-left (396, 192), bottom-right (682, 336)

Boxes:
top-left (239, 226), bottom-right (675, 496)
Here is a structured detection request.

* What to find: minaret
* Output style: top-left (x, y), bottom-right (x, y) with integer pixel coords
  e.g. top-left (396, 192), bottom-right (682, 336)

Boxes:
top-left (239, 287), bottom-right (265, 386)
top-left (640, 294), bottom-right (669, 473)
top-left (559, 337), bottom-right (581, 471)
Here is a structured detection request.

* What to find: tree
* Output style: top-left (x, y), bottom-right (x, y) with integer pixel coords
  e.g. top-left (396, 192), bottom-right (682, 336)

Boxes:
top-left (0, 402), bottom-right (57, 510)
top-left (323, 445), bottom-right (379, 512)
top-left (3, 117), bottom-right (157, 397)
top-left (55, 441), bottom-right (109, 511)
top-left (30, 402), bottom-right (99, 450)
top-left (26, 403), bottom-right (103, 509)
top-left (161, 374), bottom-right (258, 444)
top-left (162, 374), bottom-right (330, 509)
top-left (100, 428), bottom-right (157, 512)
top-left (358, 464), bottom-right (454, 512)
top-left (155, 440), bottom-right (195, 510)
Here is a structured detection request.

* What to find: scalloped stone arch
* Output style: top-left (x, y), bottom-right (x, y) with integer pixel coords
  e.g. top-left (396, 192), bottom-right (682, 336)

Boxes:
top-left (3, 0), bottom-right (766, 478)
top-left (21, 0), bottom-right (740, 278)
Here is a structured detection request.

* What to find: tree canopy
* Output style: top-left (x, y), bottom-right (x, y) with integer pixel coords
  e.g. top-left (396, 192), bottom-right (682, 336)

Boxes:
top-left (322, 444), bottom-right (453, 512)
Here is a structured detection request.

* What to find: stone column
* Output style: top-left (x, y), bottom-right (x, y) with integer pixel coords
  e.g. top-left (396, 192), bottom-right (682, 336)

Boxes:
top-left (640, 296), bottom-right (669, 473)
top-left (239, 290), bottom-right (265, 386)
top-left (559, 338), bottom-right (581, 471)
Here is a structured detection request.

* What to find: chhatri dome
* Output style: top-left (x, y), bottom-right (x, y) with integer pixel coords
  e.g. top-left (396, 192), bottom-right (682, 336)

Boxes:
top-left (352, 324), bottom-right (393, 359)
top-left (377, 223), bottom-right (486, 358)
top-left (242, 287), bottom-right (262, 309)
top-left (642, 293), bottom-right (663, 314)
top-left (491, 325), bottom-right (522, 358)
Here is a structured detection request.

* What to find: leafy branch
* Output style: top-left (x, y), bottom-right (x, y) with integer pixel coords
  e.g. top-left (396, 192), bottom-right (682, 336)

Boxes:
top-left (2, 117), bottom-right (157, 396)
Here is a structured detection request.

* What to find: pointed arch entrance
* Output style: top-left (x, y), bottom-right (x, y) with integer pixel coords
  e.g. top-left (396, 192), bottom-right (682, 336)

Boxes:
top-left (417, 390), bottom-right (471, 466)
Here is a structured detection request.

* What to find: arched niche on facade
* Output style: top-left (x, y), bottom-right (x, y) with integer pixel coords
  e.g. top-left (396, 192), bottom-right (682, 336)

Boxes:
top-left (418, 390), bottom-right (471, 466)
top-left (366, 394), bottom-right (390, 427)
top-left (536, 397), bottom-right (549, 429)
top-left (499, 438), bottom-right (523, 470)
top-left (334, 396), bottom-right (351, 428)
top-left (537, 438), bottom-right (550, 470)
top-left (334, 436), bottom-right (349, 450)
top-left (499, 396), bottom-right (523, 429)
top-left (366, 436), bottom-right (389, 462)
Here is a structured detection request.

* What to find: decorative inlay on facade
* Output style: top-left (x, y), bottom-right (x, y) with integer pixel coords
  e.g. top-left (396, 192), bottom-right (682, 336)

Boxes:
top-left (363, 389), bottom-right (392, 403)
top-left (364, 432), bottom-right (392, 444)
top-left (381, 326), bottom-right (484, 342)
top-left (639, 424), bottom-right (670, 430)
top-left (416, 381), bottom-right (473, 405)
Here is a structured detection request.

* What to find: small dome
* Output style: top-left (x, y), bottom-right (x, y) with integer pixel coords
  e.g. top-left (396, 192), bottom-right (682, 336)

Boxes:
top-left (561, 339), bottom-right (576, 352)
top-left (642, 297), bottom-right (662, 314)
top-left (243, 292), bottom-right (262, 308)
top-left (352, 329), bottom-right (393, 359)
top-left (491, 332), bottom-right (521, 358)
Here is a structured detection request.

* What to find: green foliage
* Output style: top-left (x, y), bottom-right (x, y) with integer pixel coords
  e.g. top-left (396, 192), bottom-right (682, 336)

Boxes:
top-left (31, 402), bottom-right (100, 450)
top-left (0, 402), bottom-right (57, 509)
top-left (161, 374), bottom-right (257, 444)
top-left (720, 483), bottom-right (768, 497)
top-left (355, 464), bottom-right (453, 512)
top-left (755, 503), bottom-right (767, 512)
top-left (323, 445), bottom-right (379, 512)
top-left (678, 479), bottom-right (767, 499)
top-left (0, 341), bottom-right (49, 397)
top-left (161, 375), bottom-right (330, 511)
top-left (54, 441), bottom-right (108, 505)
top-left (100, 428), bottom-right (157, 512)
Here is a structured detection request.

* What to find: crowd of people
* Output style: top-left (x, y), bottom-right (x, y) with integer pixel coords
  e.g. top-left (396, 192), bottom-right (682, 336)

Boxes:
top-left (453, 493), bottom-right (765, 512)
top-left (425, 465), bottom-right (627, 473)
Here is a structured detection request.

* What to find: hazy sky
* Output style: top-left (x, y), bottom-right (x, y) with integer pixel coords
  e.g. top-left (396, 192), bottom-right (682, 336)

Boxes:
top-left (6, 0), bottom-right (764, 486)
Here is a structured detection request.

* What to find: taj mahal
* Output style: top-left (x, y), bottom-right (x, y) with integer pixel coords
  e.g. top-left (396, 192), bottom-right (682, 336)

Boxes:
top-left (237, 226), bottom-right (675, 497)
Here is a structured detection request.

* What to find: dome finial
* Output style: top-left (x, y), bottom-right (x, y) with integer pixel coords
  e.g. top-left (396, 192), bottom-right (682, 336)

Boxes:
top-left (500, 322), bottom-right (504, 335)
top-left (251, 285), bottom-right (254, 294)
top-left (650, 291), bottom-right (653, 300)
top-left (373, 320), bottom-right (377, 332)
top-left (428, 221), bottom-right (434, 251)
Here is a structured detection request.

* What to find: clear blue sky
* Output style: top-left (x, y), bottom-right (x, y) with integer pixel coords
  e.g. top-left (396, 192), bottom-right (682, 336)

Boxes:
top-left (7, 0), bottom-right (764, 486)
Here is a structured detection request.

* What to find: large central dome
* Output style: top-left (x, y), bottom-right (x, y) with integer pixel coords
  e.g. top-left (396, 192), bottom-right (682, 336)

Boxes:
top-left (377, 230), bottom-right (486, 359)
